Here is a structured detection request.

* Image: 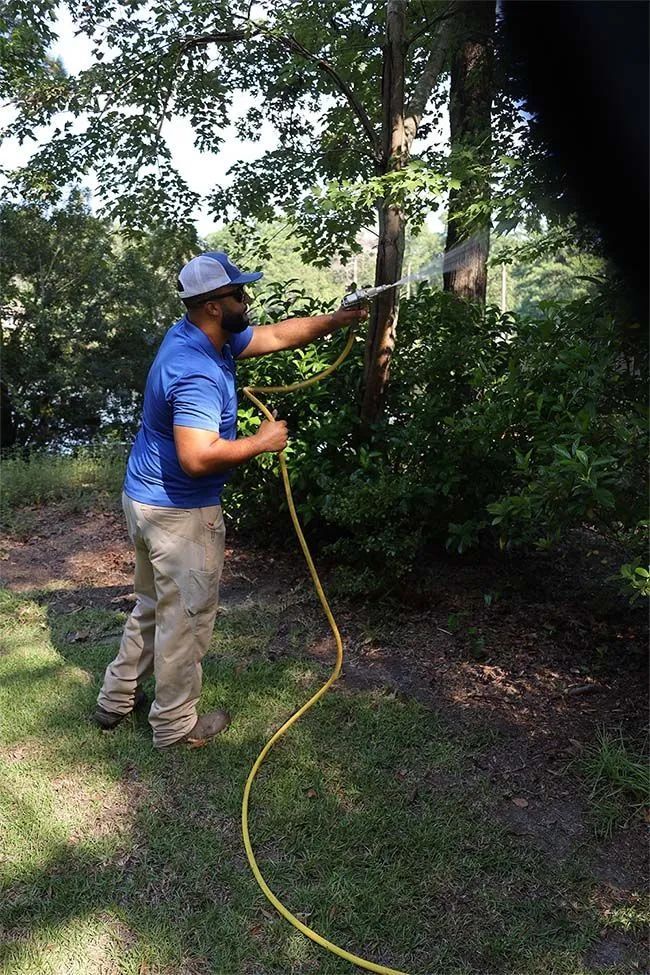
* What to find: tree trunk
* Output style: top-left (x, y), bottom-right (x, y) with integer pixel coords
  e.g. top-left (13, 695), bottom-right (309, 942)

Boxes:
top-left (0, 381), bottom-right (17, 450)
top-left (360, 0), bottom-right (407, 437)
top-left (443, 1), bottom-right (495, 302)
top-left (360, 208), bottom-right (406, 430)
top-left (360, 2), bottom-right (454, 436)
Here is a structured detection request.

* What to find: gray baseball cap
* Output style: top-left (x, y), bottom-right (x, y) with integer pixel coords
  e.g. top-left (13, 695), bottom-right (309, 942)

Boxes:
top-left (177, 251), bottom-right (263, 299)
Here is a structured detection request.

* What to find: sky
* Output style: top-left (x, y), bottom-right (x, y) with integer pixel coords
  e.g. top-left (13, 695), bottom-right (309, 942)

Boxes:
top-left (0, 6), bottom-right (445, 239)
top-left (0, 8), bottom-right (280, 237)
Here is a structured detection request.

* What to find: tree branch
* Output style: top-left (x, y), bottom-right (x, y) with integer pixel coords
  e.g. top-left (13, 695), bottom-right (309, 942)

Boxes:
top-left (179, 30), bottom-right (251, 51)
top-left (406, 2), bottom-right (457, 49)
top-left (280, 33), bottom-right (381, 158)
top-left (404, 11), bottom-right (456, 153)
top-left (155, 46), bottom-right (184, 144)
top-left (178, 28), bottom-right (381, 159)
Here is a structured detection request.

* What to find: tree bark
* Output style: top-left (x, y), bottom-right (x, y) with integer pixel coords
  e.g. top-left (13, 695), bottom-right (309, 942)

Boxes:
top-left (360, 0), bottom-right (407, 436)
top-left (0, 380), bottom-right (17, 450)
top-left (360, 2), bottom-right (455, 437)
top-left (443, 1), bottom-right (495, 302)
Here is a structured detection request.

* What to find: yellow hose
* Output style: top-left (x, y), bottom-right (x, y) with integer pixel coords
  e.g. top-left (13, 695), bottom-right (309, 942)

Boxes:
top-left (241, 327), bottom-right (410, 975)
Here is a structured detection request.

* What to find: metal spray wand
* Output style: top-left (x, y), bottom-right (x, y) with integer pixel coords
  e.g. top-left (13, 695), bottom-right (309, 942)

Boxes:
top-left (339, 237), bottom-right (478, 308)
top-left (339, 280), bottom-right (406, 309)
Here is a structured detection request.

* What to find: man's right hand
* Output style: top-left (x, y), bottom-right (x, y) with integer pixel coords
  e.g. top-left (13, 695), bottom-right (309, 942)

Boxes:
top-left (255, 416), bottom-right (289, 453)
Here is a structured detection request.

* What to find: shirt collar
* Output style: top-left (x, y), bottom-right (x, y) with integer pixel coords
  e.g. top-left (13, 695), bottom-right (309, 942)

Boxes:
top-left (180, 316), bottom-right (232, 363)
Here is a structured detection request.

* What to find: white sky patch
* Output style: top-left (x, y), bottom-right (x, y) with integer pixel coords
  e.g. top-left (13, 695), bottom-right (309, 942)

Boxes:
top-left (0, 5), bottom-right (446, 237)
top-left (0, 6), bottom-right (277, 237)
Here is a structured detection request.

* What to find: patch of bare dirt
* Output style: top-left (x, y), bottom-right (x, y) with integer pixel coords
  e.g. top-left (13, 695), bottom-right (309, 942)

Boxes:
top-left (0, 740), bottom-right (45, 764)
top-left (0, 504), bottom-right (134, 593)
top-left (2, 504), bottom-right (646, 758)
top-left (0, 501), bottom-right (292, 610)
top-left (589, 821), bottom-right (649, 892)
top-left (52, 770), bottom-right (149, 847)
top-left (583, 929), bottom-right (648, 972)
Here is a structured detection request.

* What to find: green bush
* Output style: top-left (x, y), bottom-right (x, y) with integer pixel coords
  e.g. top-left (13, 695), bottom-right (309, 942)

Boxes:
top-left (1, 195), bottom-right (186, 447)
top-left (228, 284), bottom-right (648, 599)
top-left (4, 279), bottom-right (645, 606)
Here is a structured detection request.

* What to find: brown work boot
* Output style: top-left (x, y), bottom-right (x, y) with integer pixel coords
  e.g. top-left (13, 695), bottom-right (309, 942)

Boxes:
top-left (93, 686), bottom-right (148, 730)
top-left (159, 710), bottom-right (231, 749)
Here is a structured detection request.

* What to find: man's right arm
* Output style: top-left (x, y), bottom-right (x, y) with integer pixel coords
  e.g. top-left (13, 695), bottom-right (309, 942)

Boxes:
top-left (173, 418), bottom-right (288, 478)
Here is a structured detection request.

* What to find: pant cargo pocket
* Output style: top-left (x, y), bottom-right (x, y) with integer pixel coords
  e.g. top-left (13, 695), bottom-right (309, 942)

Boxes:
top-left (183, 568), bottom-right (220, 617)
top-left (182, 568), bottom-right (221, 651)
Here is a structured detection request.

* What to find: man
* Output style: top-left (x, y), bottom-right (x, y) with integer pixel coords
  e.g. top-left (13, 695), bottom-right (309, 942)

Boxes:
top-left (94, 251), bottom-right (366, 749)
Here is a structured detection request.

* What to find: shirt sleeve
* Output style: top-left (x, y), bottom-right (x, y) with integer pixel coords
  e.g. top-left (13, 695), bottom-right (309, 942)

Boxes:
top-left (229, 325), bottom-right (254, 358)
top-left (170, 372), bottom-right (224, 432)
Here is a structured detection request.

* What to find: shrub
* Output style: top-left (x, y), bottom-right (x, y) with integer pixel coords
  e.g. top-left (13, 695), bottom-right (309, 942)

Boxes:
top-left (227, 284), bottom-right (648, 599)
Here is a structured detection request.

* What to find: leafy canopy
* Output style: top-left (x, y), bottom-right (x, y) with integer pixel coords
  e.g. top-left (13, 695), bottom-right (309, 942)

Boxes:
top-left (2, 2), bottom-right (449, 250)
top-left (3, 4), bottom-right (551, 251)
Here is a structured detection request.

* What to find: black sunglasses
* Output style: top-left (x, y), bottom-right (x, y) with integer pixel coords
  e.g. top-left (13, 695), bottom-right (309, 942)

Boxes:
top-left (211, 286), bottom-right (247, 303)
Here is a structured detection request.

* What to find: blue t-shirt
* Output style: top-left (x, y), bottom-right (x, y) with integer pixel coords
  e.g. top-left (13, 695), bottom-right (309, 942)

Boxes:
top-left (123, 316), bottom-right (253, 507)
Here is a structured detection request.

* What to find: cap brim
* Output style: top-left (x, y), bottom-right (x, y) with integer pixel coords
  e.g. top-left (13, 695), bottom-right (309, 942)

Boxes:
top-left (229, 271), bottom-right (264, 285)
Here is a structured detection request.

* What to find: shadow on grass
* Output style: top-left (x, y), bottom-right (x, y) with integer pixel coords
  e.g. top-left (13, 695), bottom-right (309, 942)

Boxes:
top-left (0, 586), bottom-right (645, 975)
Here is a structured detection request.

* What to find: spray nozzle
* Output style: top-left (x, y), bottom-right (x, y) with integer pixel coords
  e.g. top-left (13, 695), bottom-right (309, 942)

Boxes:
top-left (340, 281), bottom-right (406, 309)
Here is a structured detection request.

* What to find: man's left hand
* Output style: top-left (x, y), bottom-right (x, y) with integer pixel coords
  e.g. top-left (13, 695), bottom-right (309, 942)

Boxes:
top-left (330, 306), bottom-right (369, 329)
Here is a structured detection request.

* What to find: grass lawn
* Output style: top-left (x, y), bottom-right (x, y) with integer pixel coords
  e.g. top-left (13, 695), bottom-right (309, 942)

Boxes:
top-left (1, 586), bottom-right (646, 975)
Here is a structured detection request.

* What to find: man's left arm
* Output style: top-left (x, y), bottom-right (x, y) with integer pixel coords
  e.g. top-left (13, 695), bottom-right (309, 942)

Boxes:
top-left (237, 308), bottom-right (367, 359)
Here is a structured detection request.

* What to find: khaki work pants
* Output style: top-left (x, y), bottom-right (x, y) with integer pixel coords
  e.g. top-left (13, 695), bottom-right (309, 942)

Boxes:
top-left (97, 492), bottom-right (226, 747)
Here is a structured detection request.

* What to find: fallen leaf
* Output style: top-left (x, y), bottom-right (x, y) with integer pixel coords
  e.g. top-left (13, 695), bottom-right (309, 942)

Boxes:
top-left (512, 797), bottom-right (529, 808)
top-left (305, 788), bottom-right (317, 799)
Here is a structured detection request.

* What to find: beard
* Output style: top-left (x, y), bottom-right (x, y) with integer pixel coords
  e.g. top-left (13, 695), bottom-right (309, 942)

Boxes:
top-left (221, 309), bottom-right (250, 333)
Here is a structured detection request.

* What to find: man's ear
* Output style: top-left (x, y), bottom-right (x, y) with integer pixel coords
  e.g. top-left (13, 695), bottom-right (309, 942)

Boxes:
top-left (205, 301), bottom-right (221, 322)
